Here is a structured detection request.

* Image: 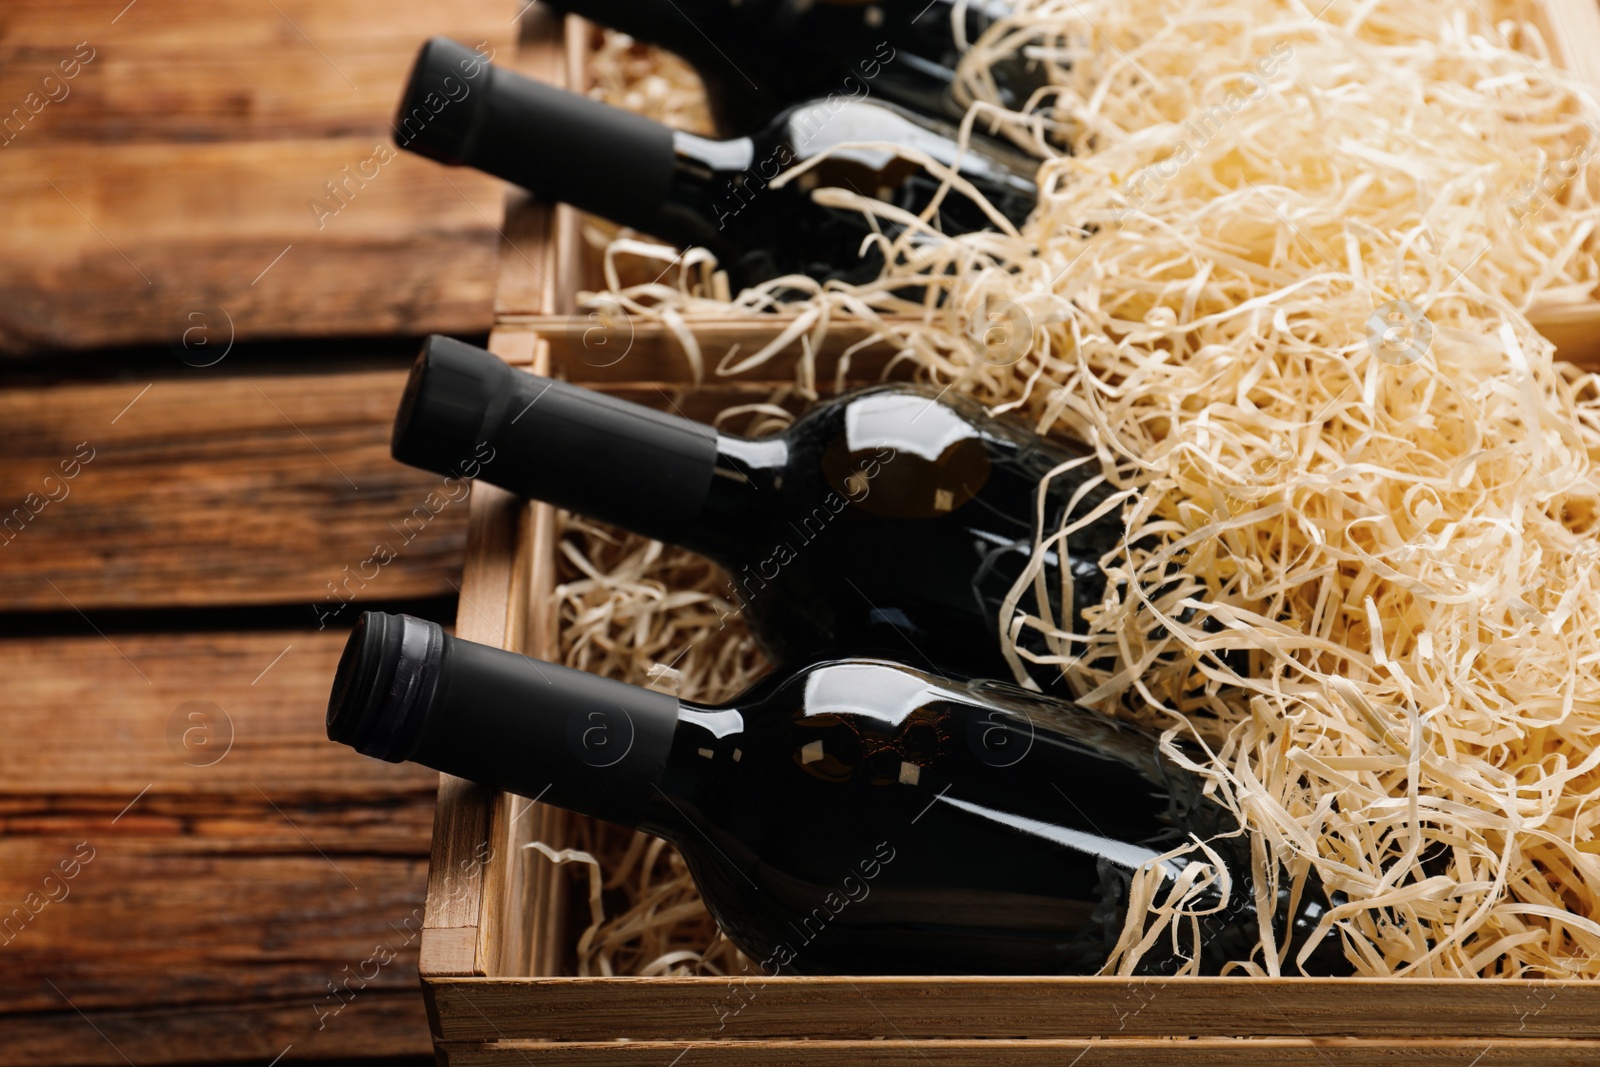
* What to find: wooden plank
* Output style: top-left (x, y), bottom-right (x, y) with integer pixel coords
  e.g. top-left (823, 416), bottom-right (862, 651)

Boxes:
top-left (0, 630), bottom-right (437, 1064)
top-left (506, 311), bottom-right (1600, 388)
top-left (0, 992), bottom-right (431, 1067)
top-left (0, 0), bottom-right (513, 146)
top-left (0, 630), bottom-right (437, 800)
top-left (474, 500), bottom-right (536, 980)
top-left (0, 367), bottom-right (471, 612)
top-left (0, 837), bottom-right (431, 1014)
top-left (440, 1039), bottom-right (1600, 1067)
top-left (0, 140), bottom-right (502, 353)
top-left (426, 976), bottom-right (1600, 1042)
top-left (1527, 301), bottom-right (1600, 368)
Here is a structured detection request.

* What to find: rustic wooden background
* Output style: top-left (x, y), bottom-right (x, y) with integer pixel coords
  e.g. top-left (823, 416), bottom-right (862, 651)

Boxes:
top-left (0, 0), bottom-right (525, 1062)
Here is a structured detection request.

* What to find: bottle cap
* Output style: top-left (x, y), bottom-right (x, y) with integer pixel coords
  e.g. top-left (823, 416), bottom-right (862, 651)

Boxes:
top-left (327, 611), bottom-right (441, 762)
top-left (393, 37), bottom-right (677, 232)
top-left (393, 37), bottom-right (492, 165)
top-left (391, 335), bottom-right (510, 478)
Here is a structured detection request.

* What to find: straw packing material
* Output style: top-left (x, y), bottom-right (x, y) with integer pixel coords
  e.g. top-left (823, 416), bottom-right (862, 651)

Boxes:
top-left (536, 1), bottom-right (1600, 977)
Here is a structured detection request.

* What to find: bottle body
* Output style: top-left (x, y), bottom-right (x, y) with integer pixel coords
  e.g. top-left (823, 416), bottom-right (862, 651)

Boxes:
top-left (328, 616), bottom-right (1349, 976)
top-left (392, 338), bottom-right (1122, 689)
top-left (646, 659), bottom-right (1347, 976)
top-left (546, 0), bottom-right (1047, 134)
top-left (679, 382), bottom-right (1124, 688)
top-left (656, 100), bottom-right (1038, 288)
top-left (393, 38), bottom-right (1039, 290)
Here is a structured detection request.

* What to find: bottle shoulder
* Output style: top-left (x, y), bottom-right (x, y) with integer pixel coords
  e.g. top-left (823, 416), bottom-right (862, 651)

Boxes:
top-left (768, 98), bottom-right (1037, 182)
top-left (782, 383), bottom-right (1084, 490)
top-left (689, 658), bottom-right (1176, 791)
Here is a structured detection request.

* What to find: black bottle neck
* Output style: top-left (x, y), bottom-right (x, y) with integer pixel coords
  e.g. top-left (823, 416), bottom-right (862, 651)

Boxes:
top-left (392, 336), bottom-right (729, 545)
top-left (393, 38), bottom-right (780, 261)
top-left (328, 612), bottom-right (684, 827)
top-left (677, 433), bottom-right (790, 561)
top-left (394, 40), bottom-right (1039, 289)
top-left (394, 37), bottom-right (680, 235)
top-left (392, 336), bottom-right (801, 558)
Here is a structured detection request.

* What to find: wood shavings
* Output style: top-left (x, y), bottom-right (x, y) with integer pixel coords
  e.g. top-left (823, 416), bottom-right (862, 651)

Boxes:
top-left (537, 820), bottom-right (744, 976)
top-left (540, 0), bottom-right (1600, 979)
top-left (583, 28), bottom-right (713, 133)
top-left (527, 510), bottom-right (765, 976)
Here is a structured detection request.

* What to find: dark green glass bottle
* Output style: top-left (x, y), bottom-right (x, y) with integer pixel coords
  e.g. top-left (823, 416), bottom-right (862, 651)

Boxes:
top-left (329, 612), bottom-right (1350, 975)
top-left (393, 38), bottom-right (1039, 290)
top-left (543, 0), bottom-right (1048, 134)
top-left (392, 335), bottom-right (1126, 690)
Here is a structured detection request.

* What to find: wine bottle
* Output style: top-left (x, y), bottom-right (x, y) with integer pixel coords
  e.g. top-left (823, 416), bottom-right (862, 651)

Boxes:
top-left (328, 612), bottom-right (1349, 975)
top-left (543, 0), bottom-right (1048, 134)
top-left (393, 37), bottom-right (1039, 290)
top-left (392, 335), bottom-right (1125, 689)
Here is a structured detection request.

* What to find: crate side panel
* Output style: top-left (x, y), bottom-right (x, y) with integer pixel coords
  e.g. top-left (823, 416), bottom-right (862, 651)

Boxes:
top-left (440, 1038), bottom-right (1600, 1067)
top-left (427, 976), bottom-right (1600, 1042)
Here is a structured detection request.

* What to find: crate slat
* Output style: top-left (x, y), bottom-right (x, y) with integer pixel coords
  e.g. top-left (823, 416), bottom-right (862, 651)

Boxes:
top-left (438, 1039), bottom-right (1600, 1067)
top-left (425, 975), bottom-right (1597, 1043)
top-left (420, 484), bottom-right (525, 980)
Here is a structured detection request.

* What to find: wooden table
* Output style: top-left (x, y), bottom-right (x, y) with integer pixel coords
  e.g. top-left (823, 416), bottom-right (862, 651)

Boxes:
top-left (0, 1), bottom-right (526, 1062)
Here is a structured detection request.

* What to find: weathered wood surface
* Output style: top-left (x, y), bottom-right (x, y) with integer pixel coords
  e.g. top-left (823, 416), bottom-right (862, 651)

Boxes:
top-left (0, 0), bottom-right (516, 1059)
top-left (0, 0), bottom-right (513, 145)
top-left (0, 141), bottom-right (504, 354)
top-left (0, 630), bottom-right (436, 798)
top-left (0, 630), bottom-right (439, 1064)
top-left (0, 0), bottom-right (517, 354)
top-left (2, 996), bottom-right (433, 1067)
top-left (0, 365), bottom-right (470, 613)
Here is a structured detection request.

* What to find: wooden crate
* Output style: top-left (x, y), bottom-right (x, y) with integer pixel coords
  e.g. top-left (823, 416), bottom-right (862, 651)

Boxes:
top-left (418, 5), bottom-right (1600, 1063)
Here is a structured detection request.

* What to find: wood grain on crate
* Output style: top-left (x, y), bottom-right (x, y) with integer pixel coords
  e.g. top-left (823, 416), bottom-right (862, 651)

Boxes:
top-left (418, 6), bottom-right (576, 987)
top-left (426, 975), bottom-right (1599, 1042)
top-left (439, 1040), bottom-right (1600, 1067)
top-left (0, 630), bottom-right (437, 1065)
top-left (502, 310), bottom-right (1600, 387)
top-left (496, 316), bottom-right (907, 386)
top-left (0, 366), bottom-right (469, 612)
